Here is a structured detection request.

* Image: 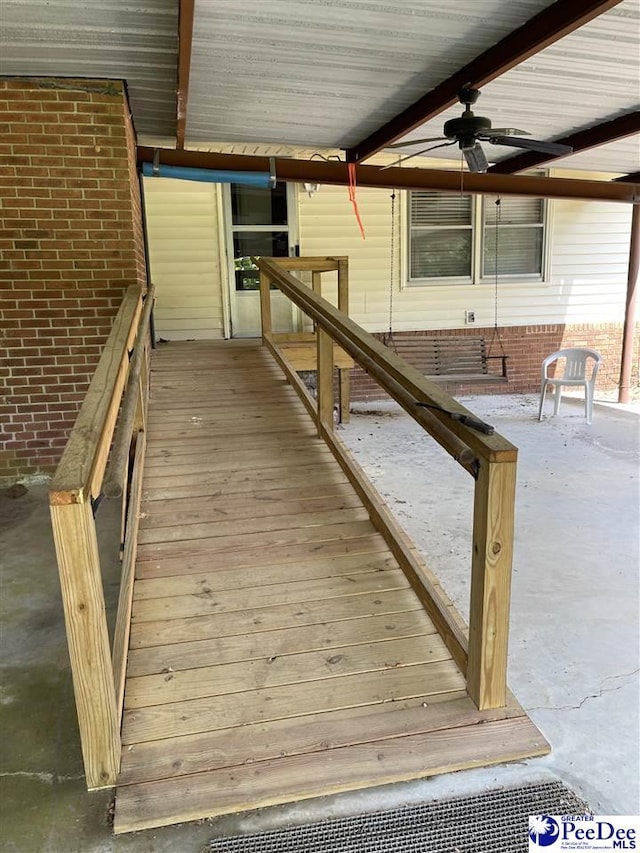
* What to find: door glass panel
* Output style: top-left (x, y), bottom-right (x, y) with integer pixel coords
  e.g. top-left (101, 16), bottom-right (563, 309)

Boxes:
top-left (231, 183), bottom-right (288, 226)
top-left (233, 231), bottom-right (289, 290)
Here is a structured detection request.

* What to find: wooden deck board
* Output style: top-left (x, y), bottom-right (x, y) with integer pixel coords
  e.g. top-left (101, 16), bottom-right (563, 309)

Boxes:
top-left (115, 341), bottom-right (549, 834)
top-left (126, 609), bottom-right (435, 676)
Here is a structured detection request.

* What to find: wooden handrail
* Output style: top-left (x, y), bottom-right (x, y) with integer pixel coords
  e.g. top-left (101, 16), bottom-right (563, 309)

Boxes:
top-left (49, 284), bottom-right (151, 789)
top-left (255, 257), bottom-right (516, 465)
top-left (50, 285), bottom-right (143, 504)
top-left (103, 285), bottom-right (155, 499)
top-left (257, 257), bottom-right (517, 710)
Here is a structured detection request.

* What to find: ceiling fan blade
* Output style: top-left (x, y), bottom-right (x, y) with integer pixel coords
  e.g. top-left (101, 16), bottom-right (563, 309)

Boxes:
top-left (386, 136), bottom-right (445, 149)
top-left (481, 127), bottom-right (530, 138)
top-left (489, 136), bottom-right (573, 156)
top-left (463, 143), bottom-right (489, 173)
top-left (381, 141), bottom-right (454, 170)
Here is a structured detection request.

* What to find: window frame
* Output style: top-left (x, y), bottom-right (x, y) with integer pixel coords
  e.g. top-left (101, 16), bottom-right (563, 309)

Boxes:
top-left (405, 189), bottom-right (550, 287)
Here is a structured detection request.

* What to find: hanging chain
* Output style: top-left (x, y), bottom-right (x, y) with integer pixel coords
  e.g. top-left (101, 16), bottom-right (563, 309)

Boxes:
top-left (494, 196), bottom-right (502, 331)
top-left (387, 190), bottom-right (396, 342)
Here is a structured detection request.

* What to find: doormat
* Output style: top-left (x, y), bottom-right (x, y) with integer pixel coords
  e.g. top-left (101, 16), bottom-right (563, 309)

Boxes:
top-left (206, 780), bottom-right (589, 853)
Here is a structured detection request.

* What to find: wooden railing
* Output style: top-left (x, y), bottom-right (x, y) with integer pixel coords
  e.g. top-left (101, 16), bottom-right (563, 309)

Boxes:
top-left (49, 284), bottom-right (154, 789)
top-left (256, 257), bottom-right (518, 711)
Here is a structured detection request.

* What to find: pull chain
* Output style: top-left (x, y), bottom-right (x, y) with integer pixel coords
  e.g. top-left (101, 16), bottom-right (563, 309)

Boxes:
top-left (494, 196), bottom-right (501, 331)
top-left (387, 190), bottom-right (396, 344)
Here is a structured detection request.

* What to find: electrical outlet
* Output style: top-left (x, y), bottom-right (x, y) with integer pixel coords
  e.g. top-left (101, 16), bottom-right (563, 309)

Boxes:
top-left (465, 310), bottom-right (476, 324)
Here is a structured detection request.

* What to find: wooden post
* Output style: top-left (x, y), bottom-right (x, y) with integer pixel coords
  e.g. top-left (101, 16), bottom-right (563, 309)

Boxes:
top-left (337, 258), bottom-right (349, 314)
top-left (311, 271), bottom-right (321, 332)
top-left (49, 498), bottom-right (120, 789)
top-left (467, 457), bottom-right (517, 710)
top-left (316, 326), bottom-right (334, 433)
top-left (337, 259), bottom-right (350, 420)
top-left (259, 271), bottom-right (272, 342)
top-left (338, 369), bottom-right (351, 424)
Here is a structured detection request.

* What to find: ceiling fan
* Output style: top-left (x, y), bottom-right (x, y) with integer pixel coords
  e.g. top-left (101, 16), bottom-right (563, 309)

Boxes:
top-left (384, 86), bottom-right (573, 172)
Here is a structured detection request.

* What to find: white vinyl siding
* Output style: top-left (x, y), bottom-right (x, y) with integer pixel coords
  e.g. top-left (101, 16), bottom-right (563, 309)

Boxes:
top-left (142, 177), bottom-right (226, 340)
top-left (139, 169), bottom-right (634, 339)
top-left (298, 183), bottom-right (633, 332)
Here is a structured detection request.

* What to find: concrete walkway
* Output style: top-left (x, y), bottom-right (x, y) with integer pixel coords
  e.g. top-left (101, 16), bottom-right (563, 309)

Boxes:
top-left (0, 394), bottom-right (638, 850)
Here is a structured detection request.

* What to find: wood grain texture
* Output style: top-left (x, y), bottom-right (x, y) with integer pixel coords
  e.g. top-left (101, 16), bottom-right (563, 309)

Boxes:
top-left (138, 489), bottom-right (361, 527)
top-left (50, 285), bottom-right (142, 502)
top-left (133, 551), bottom-right (397, 600)
top-left (129, 588), bottom-right (423, 649)
top-left (141, 463), bottom-right (351, 502)
top-left (115, 716), bottom-right (549, 833)
top-left (112, 432), bottom-right (146, 727)
top-left (319, 423), bottom-right (469, 674)
top-left (124, 634), bottom-right (451, 709)
top-left (115, 339), bottom-right (542, 833)
top-left (126, 609), bottom-right (432, 676)
top-left (50, 500), bottom-right (120, 789)
top-left (119, 692), bottom-right (526, 786)
top-left (467, 457), bottom-right (517, 710)
top-left (317, 325), bottom-right (335, 432)
top-left (135, 533), bottom-right (390, 579)
top-left (131, 570), bottom-right (411, 623)
top-left (136, 519), bottom-right (378, 563)
top-left (122, 659), bottom-right (465, 744)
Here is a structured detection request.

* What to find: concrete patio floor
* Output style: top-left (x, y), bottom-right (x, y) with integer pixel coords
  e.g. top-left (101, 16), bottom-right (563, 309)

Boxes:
top-left (0, 393), bottom-right (638, 851)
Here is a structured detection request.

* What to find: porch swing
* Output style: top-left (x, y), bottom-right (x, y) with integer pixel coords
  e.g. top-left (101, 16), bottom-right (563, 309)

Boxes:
top-left (382, 191), bottom-right (508, 385)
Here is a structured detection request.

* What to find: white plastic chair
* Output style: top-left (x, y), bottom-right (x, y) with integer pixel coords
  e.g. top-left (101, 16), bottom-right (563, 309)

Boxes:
top-left (538, 348), bottom-right (602, 425)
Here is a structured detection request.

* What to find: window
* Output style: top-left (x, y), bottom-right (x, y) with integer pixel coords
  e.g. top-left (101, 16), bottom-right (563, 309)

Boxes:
top-left (408, 191), bottom-right (546, 284)
top-left (230, 182), bottom-right (291, 291)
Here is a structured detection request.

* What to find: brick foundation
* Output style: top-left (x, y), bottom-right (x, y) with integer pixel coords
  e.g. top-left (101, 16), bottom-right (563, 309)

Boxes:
top-left (349, 323), bottom-right (639, 402)
top-left (1, 78), bottom-right (147, 484)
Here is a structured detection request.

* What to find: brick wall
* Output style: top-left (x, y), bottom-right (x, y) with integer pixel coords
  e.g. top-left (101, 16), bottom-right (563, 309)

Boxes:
top-left (1, 78), bottom-right (147, 484)
top-left (349, 322), bottom-right (639, 402)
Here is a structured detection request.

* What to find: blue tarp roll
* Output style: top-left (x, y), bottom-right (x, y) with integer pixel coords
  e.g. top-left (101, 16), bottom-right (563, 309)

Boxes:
top-left (141, 162), bottom-right (273, 188)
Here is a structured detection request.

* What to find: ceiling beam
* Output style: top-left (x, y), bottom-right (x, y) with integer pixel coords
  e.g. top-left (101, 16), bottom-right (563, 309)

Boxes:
top-left (176, 0), bottom-right (195, 150)
top-left (488, 111), bottom-right (640, 173)
top-left (136, 146), bottom-right (639, 204)
top-left (345, 0), bottom-right (624, 164)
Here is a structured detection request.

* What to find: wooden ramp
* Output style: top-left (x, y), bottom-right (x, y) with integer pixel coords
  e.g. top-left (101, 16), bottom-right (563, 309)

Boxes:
top-left (114, 340), bottom-right (548, 834)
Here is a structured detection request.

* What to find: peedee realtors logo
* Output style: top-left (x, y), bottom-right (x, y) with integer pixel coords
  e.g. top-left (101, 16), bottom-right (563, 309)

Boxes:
top-left (529, 815), bottom-right (639, 850)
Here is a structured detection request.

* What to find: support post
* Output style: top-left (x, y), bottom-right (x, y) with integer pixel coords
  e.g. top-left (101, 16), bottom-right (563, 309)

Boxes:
top-left (316, 326), bottom-right (334, 433)
top-left (467, 457), bottom-right (517, 710)
top-left (338, 369), bottom-right (351, 424)
top-left (49, 498), bottom-right (120, 789)
top-left (260, 271), bottom-right (272, 343)
top-left (619, 203), bottom-right (640, 403)
top-left (311, 271), bottom-right (321, 332)
top-left (337, 258), bottom-right (349, 314)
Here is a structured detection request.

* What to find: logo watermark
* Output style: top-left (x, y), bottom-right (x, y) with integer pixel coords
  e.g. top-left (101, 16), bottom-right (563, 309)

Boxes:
top-left (529, 815), bottom-right (639, 850)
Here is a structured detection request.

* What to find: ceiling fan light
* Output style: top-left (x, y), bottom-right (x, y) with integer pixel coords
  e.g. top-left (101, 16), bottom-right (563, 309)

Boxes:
top-left (463, 144), bottom-right (489, 173)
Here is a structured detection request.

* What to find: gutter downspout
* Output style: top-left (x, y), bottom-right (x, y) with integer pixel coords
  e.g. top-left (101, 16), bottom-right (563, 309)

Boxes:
top-left (618, 204), bottom-right (640, 403)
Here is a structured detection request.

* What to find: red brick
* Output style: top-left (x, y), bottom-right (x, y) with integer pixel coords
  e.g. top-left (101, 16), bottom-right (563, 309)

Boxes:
top-left (1, 79), bottom-right (146, 484)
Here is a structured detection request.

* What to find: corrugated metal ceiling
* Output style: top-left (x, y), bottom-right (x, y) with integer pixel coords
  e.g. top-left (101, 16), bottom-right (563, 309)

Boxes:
top-left (0, 0), bottom-right (178, 138)
top-left (185, 0), bottom-right (555, 148)
top-left (0, 0), bottom-right (638, 175)
top-left (388, 0), bottom-right (640, 175)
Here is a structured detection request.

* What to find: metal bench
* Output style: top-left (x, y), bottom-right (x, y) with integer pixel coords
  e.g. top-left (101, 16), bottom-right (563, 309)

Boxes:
top-left (386, 335), bottom-right (508, 383)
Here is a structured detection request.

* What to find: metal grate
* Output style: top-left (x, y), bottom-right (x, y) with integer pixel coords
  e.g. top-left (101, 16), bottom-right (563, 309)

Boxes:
top-left (207, 781), bottom-right (589, 853)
